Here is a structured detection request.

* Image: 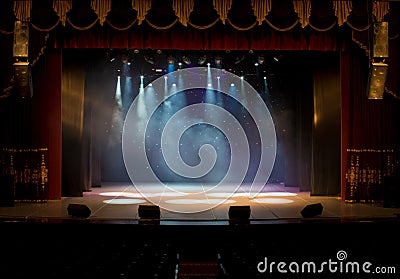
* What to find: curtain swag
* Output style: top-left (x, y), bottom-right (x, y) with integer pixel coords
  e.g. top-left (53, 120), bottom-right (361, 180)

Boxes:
top-left (4, 0), bottom-right (393, 33)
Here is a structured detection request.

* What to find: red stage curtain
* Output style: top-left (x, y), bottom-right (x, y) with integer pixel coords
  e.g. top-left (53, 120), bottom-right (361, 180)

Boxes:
top-left (31, 49), bottom-right (62, 200)
top-left (340, 44), bottom-right (400, 202)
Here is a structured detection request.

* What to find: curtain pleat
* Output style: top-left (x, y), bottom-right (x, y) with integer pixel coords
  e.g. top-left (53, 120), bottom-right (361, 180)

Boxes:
top-left (172, 0), bottom-right (194, 27)
top-left (251, 0), bottom-right (272, 25)
top-left (293, 0), bottom-right (311, 28)
top-left (333, 0), bottom-right (352, 26)
top-left (91, 0), bottom-right (112, 26)
top-left (132, 0), bottom-right (152, 25)
top-left (53, 0), bottom-right (72, 26)
top-left (373, 1), bottom-right (389, 22)
top-left (213, 0), bottom-right (232, 24)
top-left (14, 0), bottom-right (32, 22)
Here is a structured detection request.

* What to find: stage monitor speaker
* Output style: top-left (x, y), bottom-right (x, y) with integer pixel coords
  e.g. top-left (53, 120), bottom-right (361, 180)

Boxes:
top-left (13, 20), bottom-right (29, 58)
top-left (373, 22), bottom-right (388, 58)
top-left (138, 205), bottom-right (160, 219)
top-left (228, 205), bottom-right (251, 220)
top-left (67, 203), bottom-right (91, 218)
top-left (367, 62), bottom-right (388, 99)
top-left (13, 62), bottom-right (33, 99)
top-left (301, 203), bottom-right (323, 218)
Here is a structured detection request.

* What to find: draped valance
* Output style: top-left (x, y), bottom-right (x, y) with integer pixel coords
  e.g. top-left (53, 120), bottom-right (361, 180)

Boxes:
top-left (1, 0), bottom-right (397, 34)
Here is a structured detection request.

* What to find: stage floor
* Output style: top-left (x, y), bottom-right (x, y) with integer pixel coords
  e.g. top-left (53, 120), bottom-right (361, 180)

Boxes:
top-left (0, 182), bottom-right (399, 224)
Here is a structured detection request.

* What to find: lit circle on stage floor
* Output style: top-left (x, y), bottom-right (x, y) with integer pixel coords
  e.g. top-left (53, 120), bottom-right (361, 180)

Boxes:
top-left (122, 67), bottom-right (276, 213)
top-left (251, 198), bottom-right (294, 204)
top-left (102, 198), bottom-right (147, 205)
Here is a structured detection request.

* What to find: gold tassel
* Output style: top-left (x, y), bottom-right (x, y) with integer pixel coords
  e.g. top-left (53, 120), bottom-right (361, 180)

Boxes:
top-left (172, 0), bottom-right (194, 27)
top-left (53, 0), bottom-right (72, 26)
top-left (14, 0), bottom-right (32, 22)
top-left (251, 0), bottom-right (272, 26)
top-left (333, 0), bottom-right (352, 26)
top-left (293, 0), bottom-right (311, 28)
top-left (132, 0), bottom-right (152, 25)
top-left (213, 0), bottom-right (232, 24)
top-left (373, 1), bottom-right (389, 23)
top-left (91, 0), bottom-right (112, 26)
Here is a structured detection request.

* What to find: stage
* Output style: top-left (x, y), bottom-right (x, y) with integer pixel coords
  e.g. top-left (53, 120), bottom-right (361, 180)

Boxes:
top-left (1, 183), bottom-right (400, 279)
top-left (1, 182), bottom-right (399, 224)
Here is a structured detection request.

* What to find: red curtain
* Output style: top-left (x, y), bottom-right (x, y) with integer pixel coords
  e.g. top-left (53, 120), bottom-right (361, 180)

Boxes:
top-left (340, 44), bottom-right (400, 202)
top-left (31, 49), bottom-right (62, 200)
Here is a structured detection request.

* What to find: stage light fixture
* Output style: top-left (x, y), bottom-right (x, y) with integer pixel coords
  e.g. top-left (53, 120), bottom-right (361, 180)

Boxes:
top-left (167, 55), bottom-right (175, 65)
top-left (198, 55), bottom-right (207, 65)
top-left (144, 54), bottom-right (155, 65)
top-left (182, 56), bottom-right (191, 65)
top-left (234, 55), bottom-right (245, 64)
top-left (214, 55), bottom-right (222, 66)
top-left (257, 55), bottom-right (265, 65)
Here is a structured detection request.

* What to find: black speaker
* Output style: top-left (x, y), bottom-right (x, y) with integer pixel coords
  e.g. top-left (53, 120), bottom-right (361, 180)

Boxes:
top-left (138, 205), bottom-right (160, 219)
top-left (228, 205), bottom-right (251, 220)
top-left (67, 203), bottom-right (91, 218)
top-left (367, 62), bottom-right (388, 99)
top-left (373, 22), bottom-right (388, 58)
top-left (300, 203), bottom-right (323, 218)
top-left (13, 62), bottom-right (33, 99)
top-left (13, 21), bottom-right (29, 58)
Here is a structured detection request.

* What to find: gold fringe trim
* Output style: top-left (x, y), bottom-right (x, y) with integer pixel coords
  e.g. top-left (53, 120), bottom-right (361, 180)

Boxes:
top-left (132, 0), bottom-right (152, 25)
top-left (384, 87), bottom-right (400, 100)
top-left (187, 17), bottom-right (220, 30)
top-left (0, 29), bottom-right (13, 35)
top-left (351, 30), bottom-right (370, 57)
top-left (373, 1), bottom-right (389, 23)
top-left (308, 20), bottom-right (337, 32)
top-left (145, 18), bottom-right (178, 30)
top-left (251, 0), bottom-right (272, 26)
top-left (333, 0), bottom-right (352, 26)
top-left (213, 0), bottom-right (232, 24)
top-left (226, 18), bottom-right (258, 31)
top-left (106, 18), bottom-right (138, 31)
top-left (66, 17), bottom-right (99, 31)
top-left (172, 0), bottom-right (194, 27)
top-left (30, 33), bottom-right (50, 68)
top-left (14, 0), bottom-right (32, 22)
top-left (265, 18), bottom-right (299, 32)
top-left (346, 21), bottom-right (371, 32)
top-left (293, 0), bottom-right (311, 28)
top-left (389, 33), bottom-right (399, 40)
top-left (91, 0), bottom-right (112, 26)
top-left (53, 0), bottom-right (72, 26)
top-left (31, 20), bottom-right (60, 32)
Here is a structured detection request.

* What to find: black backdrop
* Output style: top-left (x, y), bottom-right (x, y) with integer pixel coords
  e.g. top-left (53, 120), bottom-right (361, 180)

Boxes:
top-left (61, 49), bottom-right (340, 195)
